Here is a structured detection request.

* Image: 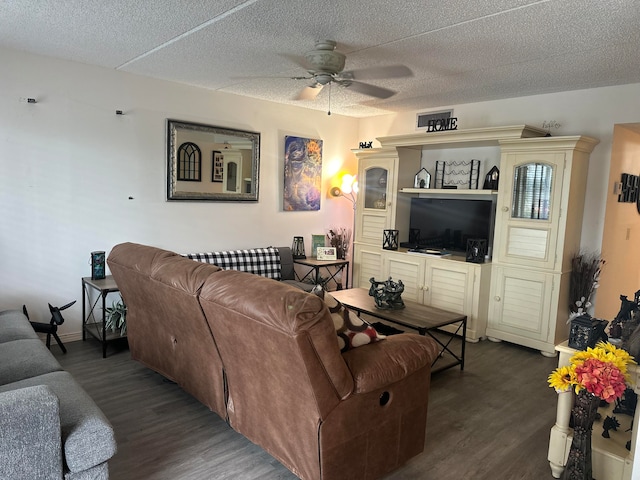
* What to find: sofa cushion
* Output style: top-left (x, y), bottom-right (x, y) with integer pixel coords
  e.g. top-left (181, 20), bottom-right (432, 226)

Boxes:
top-left (312, 287), bottom-right (385, 352)
top-left (0, 339), bottom-right (62, 385)
top-left (0, 384), bottom-right (63, 480)
top-left (0, 371), bottom-right (116, 473)
top-left (0, 310), bottom-right (39, 343)
top-left (184, 247), bottom-right (282, 279)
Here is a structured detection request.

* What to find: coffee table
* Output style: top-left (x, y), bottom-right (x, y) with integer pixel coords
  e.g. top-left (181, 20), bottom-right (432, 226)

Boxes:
top-left (331, 288), bottom-right (467, 373)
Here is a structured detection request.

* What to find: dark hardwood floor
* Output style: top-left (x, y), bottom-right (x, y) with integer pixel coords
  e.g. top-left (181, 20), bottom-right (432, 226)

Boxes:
top-left (54, 335), bottom-right (559, 480)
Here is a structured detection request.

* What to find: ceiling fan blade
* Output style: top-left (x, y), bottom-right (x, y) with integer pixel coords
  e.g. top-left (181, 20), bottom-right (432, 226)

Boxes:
top-left (295, 84), bottom-right (323, 101)
top-left (281, 53), bottom-right (313, 71)
top-left (342, 65), bottom-right (413, 80)
top-left (342, 80), bottom-right (396, 99)
top-left (229, 74), bottom-right (313, 81)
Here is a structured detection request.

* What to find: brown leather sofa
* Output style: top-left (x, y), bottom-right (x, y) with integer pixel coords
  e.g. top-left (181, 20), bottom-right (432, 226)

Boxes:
top-left (108, 242), bottom-right (440, 480)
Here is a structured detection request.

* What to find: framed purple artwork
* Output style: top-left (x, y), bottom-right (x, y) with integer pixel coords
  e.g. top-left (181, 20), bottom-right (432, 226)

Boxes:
top-left (283, 136), bottom-right (323, 211)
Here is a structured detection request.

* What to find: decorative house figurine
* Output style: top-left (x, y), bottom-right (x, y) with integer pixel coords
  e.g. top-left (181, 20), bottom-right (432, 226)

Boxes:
top-left (483, 166), bottom-right (500, 190)
top-left (568, 314), bottom-right (608, 350)
top-left (414, 168), bottom-right (431, 188)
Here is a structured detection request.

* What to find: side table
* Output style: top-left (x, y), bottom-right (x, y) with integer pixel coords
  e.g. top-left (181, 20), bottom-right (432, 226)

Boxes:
top-left (293, 258), bottom-right (349, 291)
top-left (548, 341), bottom-right (639, 479)
top-left (82, 275), bottom-right (123, 358)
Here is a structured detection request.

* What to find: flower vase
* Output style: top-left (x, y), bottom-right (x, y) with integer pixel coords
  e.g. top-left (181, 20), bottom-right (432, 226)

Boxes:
top-left (562, 389), bottom-right (600, 480)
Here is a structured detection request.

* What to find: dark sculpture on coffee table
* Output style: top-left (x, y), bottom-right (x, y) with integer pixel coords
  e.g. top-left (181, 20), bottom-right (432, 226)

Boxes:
top-left (369, 277), bottom-right (405, 310)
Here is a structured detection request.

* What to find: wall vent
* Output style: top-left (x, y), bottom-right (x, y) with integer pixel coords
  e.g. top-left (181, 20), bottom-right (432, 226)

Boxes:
top-left (416, 110), bottom-right (453, 131)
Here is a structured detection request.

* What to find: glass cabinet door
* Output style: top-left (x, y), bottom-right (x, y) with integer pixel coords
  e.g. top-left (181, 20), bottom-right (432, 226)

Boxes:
top-left (494, 153), bottom-right (564, 270)
top-left (356, 157), bottom-right (396, 245)
top-left (511, 163), bottom-right (553, 220)
top-left (364, 167), bottom-right (388, 210)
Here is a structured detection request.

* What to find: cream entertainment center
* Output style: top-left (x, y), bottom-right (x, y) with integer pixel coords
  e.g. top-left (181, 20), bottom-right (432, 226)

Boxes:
top-left (352, 125), bottom-right (599, 354)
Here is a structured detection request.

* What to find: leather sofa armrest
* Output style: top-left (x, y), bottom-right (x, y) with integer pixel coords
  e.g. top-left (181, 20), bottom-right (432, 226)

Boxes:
top-left (0, 385), bottom-right (63, 478)
top-left (342, 334), bottom-right (440, 394)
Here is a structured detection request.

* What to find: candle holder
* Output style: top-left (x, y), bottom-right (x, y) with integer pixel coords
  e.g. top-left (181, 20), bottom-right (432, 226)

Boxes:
top-left (465, 239), bottom-right (487, 263)
top-left (383, 230), bottom-right (399, 250)
top-left (292, 236), bottom-right (306, 259)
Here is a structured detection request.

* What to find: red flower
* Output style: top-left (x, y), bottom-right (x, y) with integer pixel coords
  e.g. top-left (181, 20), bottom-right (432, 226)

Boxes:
top-left (575, 358), bottom-right (627, 402)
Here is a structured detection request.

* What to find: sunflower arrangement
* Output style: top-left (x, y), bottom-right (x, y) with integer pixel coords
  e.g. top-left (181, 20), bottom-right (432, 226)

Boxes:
top-left (548, 341), bottom-right (636, 402)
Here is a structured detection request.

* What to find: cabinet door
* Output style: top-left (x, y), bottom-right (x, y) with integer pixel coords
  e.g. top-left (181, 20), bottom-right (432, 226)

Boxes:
top-left (423, 260), bottom-right (474, 317)
top-left (487, 266), bottom-right (557, 346)
top-left (356, 157), bottom-right (396, 246)
top-left (383, 252), bottom-right (424, 303)
top-left (494, 152), bottom-right (565, 270)
top-left (353, 245), bottom-right (383, 289)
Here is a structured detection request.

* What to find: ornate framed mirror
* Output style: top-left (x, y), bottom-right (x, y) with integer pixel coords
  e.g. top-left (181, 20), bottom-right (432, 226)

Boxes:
top-left (167, 119), bottom-right (260, 201)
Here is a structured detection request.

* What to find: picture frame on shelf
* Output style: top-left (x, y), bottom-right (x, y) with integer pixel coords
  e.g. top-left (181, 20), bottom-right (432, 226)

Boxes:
top-left (311, 234), bottom-right (325, 257)
top-left (317, 247), bottom-right (337, 261)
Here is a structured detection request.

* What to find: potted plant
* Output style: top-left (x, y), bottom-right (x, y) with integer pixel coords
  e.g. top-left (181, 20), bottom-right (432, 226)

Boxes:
top-left (105, 300), bottom-right (127, 336)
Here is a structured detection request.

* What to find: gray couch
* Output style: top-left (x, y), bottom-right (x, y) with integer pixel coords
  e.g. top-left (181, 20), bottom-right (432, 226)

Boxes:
top-left (0, 309), bottom-right (116, 480)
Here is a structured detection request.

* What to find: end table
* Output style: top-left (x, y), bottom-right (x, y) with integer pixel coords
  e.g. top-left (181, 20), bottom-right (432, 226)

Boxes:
top-left (82, 275), bottom-right (123, 358)
top-left (293, 258), bottom-right (349, 291)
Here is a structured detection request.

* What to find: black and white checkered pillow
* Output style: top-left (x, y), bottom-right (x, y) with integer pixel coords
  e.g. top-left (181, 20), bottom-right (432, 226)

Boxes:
top-left (183, 247), bottom-right (282, 280)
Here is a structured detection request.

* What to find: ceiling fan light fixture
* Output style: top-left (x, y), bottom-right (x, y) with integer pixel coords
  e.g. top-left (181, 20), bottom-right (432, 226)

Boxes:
top-left (304, 40), bottom-right (345, 74)
top-left (314, 73), bottom-right (333, 85)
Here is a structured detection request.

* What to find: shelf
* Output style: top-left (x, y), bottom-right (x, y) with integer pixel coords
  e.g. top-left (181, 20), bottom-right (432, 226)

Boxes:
top-left (84, 321), bottom-right (127, 342)
top-left (377, 125), bottom-right (548, 149)
top-left (399, 188), bottom-right (498, 195)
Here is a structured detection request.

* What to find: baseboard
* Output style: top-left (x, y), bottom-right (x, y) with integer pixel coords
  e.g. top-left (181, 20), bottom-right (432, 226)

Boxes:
top-left (35, 331), bottom-right (83, 344)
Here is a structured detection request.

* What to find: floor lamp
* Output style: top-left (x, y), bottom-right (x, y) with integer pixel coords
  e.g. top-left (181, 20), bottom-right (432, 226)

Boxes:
top-left (330, 174), bottom-right (358, 288)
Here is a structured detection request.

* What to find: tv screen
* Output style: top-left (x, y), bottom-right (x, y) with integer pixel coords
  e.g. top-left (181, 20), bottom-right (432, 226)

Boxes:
top-left (404, 197), bottom-right (495, 253)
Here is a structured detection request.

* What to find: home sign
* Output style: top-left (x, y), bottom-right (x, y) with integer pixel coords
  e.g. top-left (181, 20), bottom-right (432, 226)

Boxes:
top-left (426, 117), bottom-right (458, 132)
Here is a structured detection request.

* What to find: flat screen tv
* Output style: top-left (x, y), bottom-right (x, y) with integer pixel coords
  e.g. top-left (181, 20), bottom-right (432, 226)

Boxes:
top-left (403, 197), bottom-right (496, 254)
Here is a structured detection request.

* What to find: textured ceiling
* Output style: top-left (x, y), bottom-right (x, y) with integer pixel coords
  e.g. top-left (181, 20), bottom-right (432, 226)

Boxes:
top-left (1, 0), bottom-right (639, 117)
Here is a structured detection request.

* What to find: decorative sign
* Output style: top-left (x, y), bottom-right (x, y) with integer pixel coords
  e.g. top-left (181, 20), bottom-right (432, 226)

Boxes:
top-left (618, 173), bottom-right (639, 203)
top-left (426, 117), bottom-right (458, 132)
top-left (359, 141), bottom-right (373, 149)
top-left (617, 173), bottom-right (640, 215)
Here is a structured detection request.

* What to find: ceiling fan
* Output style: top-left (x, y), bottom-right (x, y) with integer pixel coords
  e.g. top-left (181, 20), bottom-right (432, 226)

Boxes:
top-left (290, 40), bottom-right (412, 102)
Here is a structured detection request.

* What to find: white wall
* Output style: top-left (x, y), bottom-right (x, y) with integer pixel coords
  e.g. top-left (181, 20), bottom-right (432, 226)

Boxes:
top-left (0, 47), bottom-right (359, 337)
top-left (358, 84), bottom-right (640, 254)
top-left (4, 45), bottom-right (640, 340)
